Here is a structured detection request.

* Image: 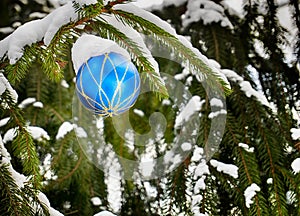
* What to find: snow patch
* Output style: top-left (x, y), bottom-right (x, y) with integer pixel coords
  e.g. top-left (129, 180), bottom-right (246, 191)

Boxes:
top-left (210, 159), bottom-right (238, 178)
top-left (0, 117), bottom-right (10, 127)
top-left (18, 97), bottom-right (36, 109)
top-left (91, 197), bottom-right (102, 206)
top-left (0, 73), bottom-right (18, 104)
top-left (290, 128), bottom-right (300, 140)
top-left (175, 96), bottom-right (204, 129)
top-left (71, 34), bottom-right (131, 73)
top-left (133, 109), bottom-right (145, 117)
top-left (56, 121), bottom-right (74, 140)
top-left (238, 143), bottom-right (254, 153)
top-left (94, 211), bottom-right (116, 216)
top-left (291, 158), bottom-right (300, 174)
top-left (182, 0), bottom-right (233, 28)
top-left (75, 0), bottom-right (97, 7)
top-left (244, 183), bottom-right (260, 208)
top-left (33, 101), bottom-right (44, 108)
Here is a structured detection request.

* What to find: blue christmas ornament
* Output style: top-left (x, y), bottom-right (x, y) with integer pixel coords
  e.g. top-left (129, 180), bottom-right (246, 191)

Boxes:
top-left (75, 52), bottom-right (140, 117)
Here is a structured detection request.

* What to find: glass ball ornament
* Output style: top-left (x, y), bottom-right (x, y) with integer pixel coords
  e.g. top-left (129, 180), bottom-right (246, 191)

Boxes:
top-left (75, 52), bottom-right (140, 116)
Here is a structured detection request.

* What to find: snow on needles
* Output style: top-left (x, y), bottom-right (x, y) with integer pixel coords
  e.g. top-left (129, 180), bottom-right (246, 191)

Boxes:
top-left (244, 183), bottom-right (261, 208)
top-left (291, 158), bottom-right (300, 174)
top-left (0, 1), bottom-right (78, 64)
top-left (0, 135), bottom-right (63, 215)
top-left (0, 73), bottom-right (18, 104)
top-left (71, 35), bottom-right (131, 73)
top-left (56, 121), bottom-right (88, 140)
top-left (210, 159), bottom-right (238, 179)
top-left (222, 69), bottom-right (272, 109)
top-left (182, 0), bottom-right (233, 28)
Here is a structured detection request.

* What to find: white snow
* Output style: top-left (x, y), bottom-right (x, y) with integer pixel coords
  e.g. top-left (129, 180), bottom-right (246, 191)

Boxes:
top-left (0, 73), bottom-right (18, 104)
top-left (0, 117), bottom-right (10, 127)
top-left (33, 101), bottom-right (44, 108)
top-left (71, 34), bottom-right (131, 73)
top-left (18, 97), bottom-right (36, 109)
top-left (291, 158), bottom-right (300, 174)
top-left (191, 147), bottom-right (204, 162)
top-left (74, 125), bottom-right (88, 138)
top-left (38, 192), bottom-right (64, 216)
top-left (267, 178), bottom-right (273, 184)
top-left (28, 126), bottom-right (50, 141)
top-left (91, 197), bottom-right (102, 206)
top-left (94, 211), bottom-right (116, 216)
top-left (133, 109), bottom-right (145, 117)
top-left (56, 122), bottom-right (88, 140)
top-left (244, 183), bottom-right (261, 208)
top-left (0, 27), bottom-right (14, 34)
top-left (181, 142), bottom-right (192, 151)
top-left (222, 69), bottom-right (273, 109)
top-left (210, 159), bottom-right (238, 178)
top-left (75, 0), bottom-right (97, 7)
top-left (238, 143), bottom-right (254, 153)
top-left (0, 135), bottom-right (27, 188)
top-left (3, 126), bottom-right (50, 143)
top-left (55, 121), bottom-right (74, 140)
top-left (194, 159), bottom-right (210, 178)
top-left (290, 128), bottom-right (300, 140)
top-left (3, 128), bottom-right (17, 143)
top-left (194, 176), bottom-right (206, 194)
top-left (210, 98), bottom-right (223, 108)
top-left (208, 109), bottom-right (227, 119)
top-left (60, 80), bottom-right (69, 88)
top-left (175, 96), bottom-right (204, 129)
top-left (182, 0), bottom-right (233, 28)
top-left (0, 1), bottom-right (78, 64)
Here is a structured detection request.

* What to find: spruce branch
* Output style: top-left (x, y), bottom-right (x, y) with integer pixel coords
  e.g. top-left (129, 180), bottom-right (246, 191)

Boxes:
top-left (111, 10), bottom-right (231, 95)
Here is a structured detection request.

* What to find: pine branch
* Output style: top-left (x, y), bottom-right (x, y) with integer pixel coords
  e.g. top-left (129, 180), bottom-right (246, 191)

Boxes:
top-left (110, 10), bottom-right (231, 95)
top-left (90, 17), bottom-right (168, 98)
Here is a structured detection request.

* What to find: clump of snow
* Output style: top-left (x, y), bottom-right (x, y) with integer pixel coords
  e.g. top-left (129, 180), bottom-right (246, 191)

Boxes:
top-left (3, 128), bottom-right (17, 143)
top-left (91, 197), bottom-right (102, 206)
top-left (18, 97), bottom-right (36, 109)
top-left (3, 126), bottom-right (50, 143)
top-left (290, 128), bottom-right (300, 140)
top-left (210, 98), bottom-right (223, 108)
top-left (194, 176), bottom-right (206, 194)
top-left (33, 101), bottom-right (44, 108)
top-left (267, 178), bottom-right (273, 184)
top-left (244, 183), bottom-right (261, 208)
top-left (71, 34), bottom-right (131, 73)
top-left (60, 80), bottom-right (69, 88)
top-left (175, 96), bottom-right (204, 129)
top-left (182, 0), bottom-right (233, 28)
top-left (94, 211), bottom-right (116, 216)
top-left (181, 142), bottom-right (192, 151)
top-left (56, 121), bottom-right (74, 140)
top-left (210, 159), bottom-right (238, 178)
top-left (291, 158), bottom-right (300, 174)
top-left (194, 159), bottom-right (210, 178)
top-left (0, 73), bottom-right (18, 104)
top-left (38, 192), bottom-right (64, 216)
top-left (133, 109), bottom-right (145, 117)
top-left (0, 117), bottom-right (10, 127)
top-left (208, 109), bottom-right (227, 119)
top-left (75, 0), bottom-right (97, 7)
top-left (74, 126), bottom-right (88, 138)
top-left (27, 126), bottom-right (50, 141)
top-left (238, 143), bottom-right (254, 153)
top-left (222, 69), bottom-right (273, 109)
